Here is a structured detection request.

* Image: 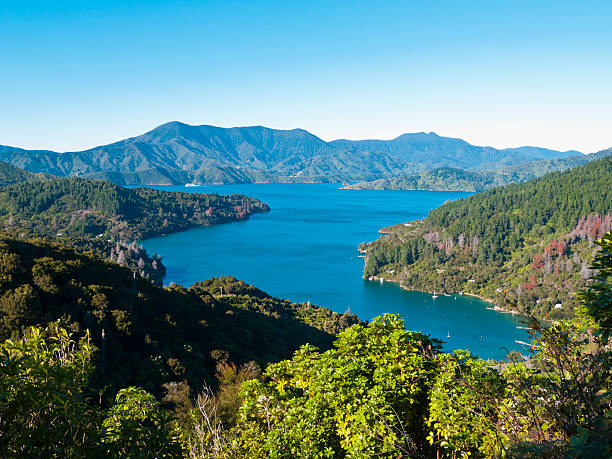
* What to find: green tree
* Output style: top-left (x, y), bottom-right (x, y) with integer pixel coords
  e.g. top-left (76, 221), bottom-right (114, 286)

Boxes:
top-left (101, 386), bottom-right (183, 458)
top-left (427, 350), bottom-right (507, 458)
top-left (578, 231), bottom-right (612, 339)
top-left (231, 314), bottom-right (440, 457)
top-left (0, 327), bottom-right (100, 457)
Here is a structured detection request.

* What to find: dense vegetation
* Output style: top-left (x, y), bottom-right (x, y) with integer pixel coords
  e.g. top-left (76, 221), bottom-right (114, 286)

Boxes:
top-left (0, 161), bottom-right (50, 186)
top-left (0, 236), bottom-right (361, 401)
top-left (2, 233), bottom-right (610, 457)
top-left (0, 176), bottom-right (269, 240)
top-left (0, 162), bottom-right (270, 287)
top-left (362, 157), bottom-right (612, 317)
top-left (344, 148), bottom-right (611, 191)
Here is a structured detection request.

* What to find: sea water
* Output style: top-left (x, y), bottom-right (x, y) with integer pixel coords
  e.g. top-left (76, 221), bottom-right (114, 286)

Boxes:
top-left (139, 183), bottom-right (526, 359)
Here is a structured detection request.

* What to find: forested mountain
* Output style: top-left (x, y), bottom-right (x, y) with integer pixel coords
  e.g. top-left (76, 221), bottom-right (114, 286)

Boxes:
top-left (0, 121), bottom-right (580, 184)
top-left (0, 236), bottom-right (362, 398)
top-left (0, 176), bottom-right (269, 241)
top-left (344, 147), bottom-right (612, 191)
top-left (0, 164), bottom-right (269, 285)
top-left (361, 157), bottom-right (612, 318)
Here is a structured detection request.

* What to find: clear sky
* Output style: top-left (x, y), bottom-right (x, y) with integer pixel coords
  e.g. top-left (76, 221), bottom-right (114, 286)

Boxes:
top-left (1, 0), bottom-right (611, 153)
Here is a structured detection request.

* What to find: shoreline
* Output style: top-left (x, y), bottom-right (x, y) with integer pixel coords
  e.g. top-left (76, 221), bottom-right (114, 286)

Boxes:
top-left (366, 275), bottom-right (522, 317)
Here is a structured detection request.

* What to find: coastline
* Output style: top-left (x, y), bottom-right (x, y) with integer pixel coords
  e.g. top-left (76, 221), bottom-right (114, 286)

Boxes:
top-left (365, 274), bottom-right (522, 316)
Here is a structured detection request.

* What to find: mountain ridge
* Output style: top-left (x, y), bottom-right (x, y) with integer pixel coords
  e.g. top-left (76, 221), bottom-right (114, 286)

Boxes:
top-left (0, 122), bottom-right (584, 184)
top-left (344, 147), bottom-right (612, 191)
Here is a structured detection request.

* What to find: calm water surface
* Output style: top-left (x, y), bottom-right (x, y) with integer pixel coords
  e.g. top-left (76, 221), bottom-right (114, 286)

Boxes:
top-left (140, 183), bottom-right (526, 359)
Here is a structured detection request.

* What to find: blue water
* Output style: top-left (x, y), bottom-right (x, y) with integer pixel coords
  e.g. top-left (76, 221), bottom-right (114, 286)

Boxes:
top-left (139, 183), bottom-right (526, 360)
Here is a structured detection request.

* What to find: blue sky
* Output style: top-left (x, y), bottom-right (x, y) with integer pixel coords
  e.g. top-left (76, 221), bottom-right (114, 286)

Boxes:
top-left (1, 0), bottom-right (611, 152)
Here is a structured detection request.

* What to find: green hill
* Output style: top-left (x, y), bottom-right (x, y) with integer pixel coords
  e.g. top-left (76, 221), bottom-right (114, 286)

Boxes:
top-left (0, 236), bottom-right (363, 397)
top-left (0, 160), bottom-right (51, 186)
top-left (361, 157), bottom-right (612, 317)
top-left (0, 176), bottom-right (269, 241)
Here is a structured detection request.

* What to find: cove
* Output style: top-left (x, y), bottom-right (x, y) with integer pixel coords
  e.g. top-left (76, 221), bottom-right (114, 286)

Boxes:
top-left (139, 183), bottom-right (527, 360)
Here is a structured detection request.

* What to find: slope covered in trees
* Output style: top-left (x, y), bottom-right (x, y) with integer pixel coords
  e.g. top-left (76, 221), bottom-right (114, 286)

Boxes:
top-left (0, 176), bottom-right (269, 240)
top-left (0, 160), bottom-right (51, 186)
top-left (0, 236), bottom-right (362, 399)
top-left (3, 234), bottom-right (610, 457)
top-left (362, 157), bottom-right (612, 317)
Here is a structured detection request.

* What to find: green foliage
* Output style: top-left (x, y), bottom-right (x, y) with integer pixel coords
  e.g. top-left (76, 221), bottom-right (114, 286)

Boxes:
top-left (0, 327), bottom-right (99, 457)
top-left (2, 254), bottom-right (610, 457)
top-left (346, 167), bottom-right (518, 191)
top-left (578, 232), bottom-right (612, 339)
top-left (427, 350), bottom-right (506, 457)
top-left (101, 387), bottom-right (182, 457)
top-left (230, 314), bottom-right (441, 457)
top-left (0, 237), bottom-right (362, 399)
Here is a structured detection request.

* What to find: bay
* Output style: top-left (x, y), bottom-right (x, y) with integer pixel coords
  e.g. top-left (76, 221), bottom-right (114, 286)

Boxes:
top-left (139, 183), bottom-right (526, 360)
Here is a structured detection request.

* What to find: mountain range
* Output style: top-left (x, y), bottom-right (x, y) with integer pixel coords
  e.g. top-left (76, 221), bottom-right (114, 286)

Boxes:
top-left (344, 148), bottom-right (612, 191)
top-left (0, 121), bottom-right (583, 185)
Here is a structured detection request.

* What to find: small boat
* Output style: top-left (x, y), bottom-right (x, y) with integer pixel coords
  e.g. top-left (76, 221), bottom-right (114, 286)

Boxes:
top-left (446, 331), bottom-right (450, 339)
top-left (432, 292), bottom-right (439, 299)
top-left (380, 278), bottom-right (384, 284)
top-left (185, 183), bottom-right (198, 187)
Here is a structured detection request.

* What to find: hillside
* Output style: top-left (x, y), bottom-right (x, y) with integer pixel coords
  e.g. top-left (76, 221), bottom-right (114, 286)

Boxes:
top-left (0, 160), bottom-right (51, 186)
top-left (0, 236), bottom-right (363, 397)
top-left (0, 122), bottom-right (579, 184)
top-left (344, 147), bottom-right (612, 191)
top-left (361, 157), bottom-right (612, 318)
top-left (0, 176), bottom-right (269, 241)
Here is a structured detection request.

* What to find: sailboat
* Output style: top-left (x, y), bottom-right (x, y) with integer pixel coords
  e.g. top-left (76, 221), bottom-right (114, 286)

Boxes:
top-left (447, 331), bottom-right (451, 339)
top-left (432, 292), bottom-right (439, 299)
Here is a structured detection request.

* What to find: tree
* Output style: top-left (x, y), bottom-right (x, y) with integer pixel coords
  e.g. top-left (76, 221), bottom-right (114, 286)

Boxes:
top-left (578, 231), bottom-right (612, 339)
top-left (101, 387), bottom-right (183, 458)
top-left (231, 314), bottom-right (440, 457)
top-left (427, 350), bottom-right (507, 457)
top-left (0, 327), bottom-right (100, 456)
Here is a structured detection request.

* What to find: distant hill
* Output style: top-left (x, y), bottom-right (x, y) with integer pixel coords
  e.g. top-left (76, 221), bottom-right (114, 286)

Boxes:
top-left (345, 148), bottom-right (612, 191)
top-left (0, 122), bottom-right (581, 184)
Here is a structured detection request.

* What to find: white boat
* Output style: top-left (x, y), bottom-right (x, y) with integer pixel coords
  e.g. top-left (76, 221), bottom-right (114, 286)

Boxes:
top-left (446, 331), bottom-right (450, 338)
top-left (432, 292), bottom-right (439, 299)
top-left (185, 183), bottom-right (198, 187)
